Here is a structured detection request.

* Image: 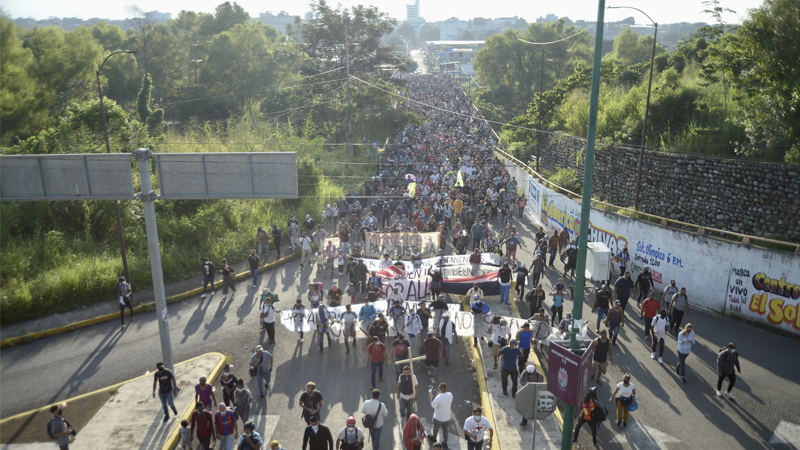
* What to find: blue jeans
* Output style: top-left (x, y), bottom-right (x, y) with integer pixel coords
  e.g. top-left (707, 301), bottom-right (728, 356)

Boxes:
top-left (608, 322), bottom-right (621, 345)
top-left (596, 307), bottom-right (609, 329)
top-left (250, 268), bottom-right (259, 285)
top-left (549, 248), bottom-right (557, 265)
top-left (370, 361), bottom-right (384, 387)
top-left (442, 339), bottom-right (452, 363)
top-left (256, 370), bottom-right (272, 397)
top-left (677, 351), bottom-right (689, 377)
top-left (399, 397), bottom-right (414, 422)
top-left (500, 284), bottom-right (511, 304)
top-left (203, 276), bottom-right (215, 294)
top-left (369, 426), bottom-right (383, 450)
top-left (159, 391), bottom-right (176, 416)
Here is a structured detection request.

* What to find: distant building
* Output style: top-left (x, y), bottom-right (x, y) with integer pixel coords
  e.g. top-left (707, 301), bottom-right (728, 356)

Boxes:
top-left (145, 11), bottom-right (171, 23)
top-left (536, 14), bottom-right (559, 24)
top-left (437, 17), bottom-right (468, 40)
top-left (407, 0), bottom-right (420, 21)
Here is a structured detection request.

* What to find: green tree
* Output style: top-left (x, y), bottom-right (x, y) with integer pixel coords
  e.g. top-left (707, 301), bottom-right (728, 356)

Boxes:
top-left (137, 73), bottom-right (164, 132)
top-left (604, 27), bottom-right (666, 67)
top-left (0, 15), bottom-right (43, 144)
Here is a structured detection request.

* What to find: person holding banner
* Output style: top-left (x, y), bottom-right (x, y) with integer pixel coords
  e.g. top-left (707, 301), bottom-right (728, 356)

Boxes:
top-left (359, 298), bottom-right (378, 331)
top-left (428, 268), bottom-right (444, 301)
top-left (438, 313), bottom-right (459, 367)
top-left (317, 304), bottom-right (333, 354)
top-left (341, 305), bottom-right (358, 354)
top-left (470, 295), bottom-right (491, 346)
top-left (389, 300), bottom-right (407, 333)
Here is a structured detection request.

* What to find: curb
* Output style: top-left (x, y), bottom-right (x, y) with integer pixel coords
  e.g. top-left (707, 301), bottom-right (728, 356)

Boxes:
top-left (161, 353), bottom-right (228, 450)
top-left (461, 298), bottom-right (501, 450)
top-left (0, 352), bottom-right (226, 428)
top-left (0, 252), bottom-right (302, 349)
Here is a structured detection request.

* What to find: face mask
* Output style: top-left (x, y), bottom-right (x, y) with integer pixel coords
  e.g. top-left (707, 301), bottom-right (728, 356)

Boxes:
top-left (671, 282), bottom-right (676, 286)
top-left (473, 415), bottom-right (481, 421)
top-left (312, 425), bottom-right (319, 432)
top-left (200, 382), bottom-right (206, 386)
top-left (661, 314), bottom-right (666, 319)
top-left (237, 388), bottom-right (244, 392)
top-left (223, 371), bottom-right (230, 377)
top-left (731, 349), bottom-right (736, 353)
top-left (347, 426), bottom-right (355, 431)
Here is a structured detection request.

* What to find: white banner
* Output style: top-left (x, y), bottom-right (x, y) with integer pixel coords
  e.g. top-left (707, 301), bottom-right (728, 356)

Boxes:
top-left (366, 232), bottom-right (439, 258)
top-left (361, 253), bottom-right (501, 272)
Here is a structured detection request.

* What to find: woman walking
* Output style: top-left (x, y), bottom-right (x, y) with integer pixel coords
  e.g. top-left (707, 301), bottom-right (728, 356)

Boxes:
top-left (550, 287), bottom-right (567, 326)
top-left (608, 373), bottom-right (636, 428)
top-left (676, 324), bottom-right (695, 384)
top-left (219, 259), bottom-right (236, 299)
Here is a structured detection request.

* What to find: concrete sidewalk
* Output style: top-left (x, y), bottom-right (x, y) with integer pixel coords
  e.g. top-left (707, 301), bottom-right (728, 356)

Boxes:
top-left (1, 353), bottom-right (223, 450)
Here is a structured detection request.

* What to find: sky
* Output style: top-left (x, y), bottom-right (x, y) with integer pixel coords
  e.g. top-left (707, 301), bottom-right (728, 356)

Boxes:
top-left (3, 0), bottom-right (764, 25)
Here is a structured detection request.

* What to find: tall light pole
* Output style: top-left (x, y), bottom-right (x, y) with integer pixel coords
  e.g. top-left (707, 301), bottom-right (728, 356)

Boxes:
top-left (608, 5), bottom-right (657, 210)
top-left (345, 22), bottom-right (353, 157)
top-left (96, 50), bottom-right (136, 283)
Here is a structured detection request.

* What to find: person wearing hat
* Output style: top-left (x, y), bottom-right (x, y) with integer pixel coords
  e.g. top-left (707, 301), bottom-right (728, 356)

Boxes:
top-left (518, 364), bottom-right (544, 425)
top-left (249, 345), bottom-right (273, 399)
top-left (303, 415), bottom-right (333, 450)
top-left (470, 295), bottom-right (491, 347)
top-left (335, 416), bottom-right (364, 450)
top-left (438, 312), bottom-right (458, 366)
top-left (113, 276), bottom-right (134, 329)
top-left (716, 342), bottom-right (741, 398)
top-left (215, 402), bottom-right (239, 450)
top-left (291, 298), bottom-right (307, 342)
top-left (195, 376), bottom-right (216, 411)
top-left (152, 362), bottom-right (178, 422)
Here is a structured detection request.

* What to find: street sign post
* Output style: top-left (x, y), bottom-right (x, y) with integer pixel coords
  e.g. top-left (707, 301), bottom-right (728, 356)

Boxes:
top-left (547, 341), bottom-right (595, 409)
top-left (515, 382), bottom-right (555, 450)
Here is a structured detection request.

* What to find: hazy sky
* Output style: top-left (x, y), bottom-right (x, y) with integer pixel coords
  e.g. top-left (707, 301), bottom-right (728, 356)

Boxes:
top-left (3, 0), bottom-right (764, 25)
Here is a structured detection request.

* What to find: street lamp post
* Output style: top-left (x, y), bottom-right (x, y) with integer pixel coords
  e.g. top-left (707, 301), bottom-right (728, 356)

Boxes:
top-left (96, 50), bottom-right (136, 283)
top-left (536, 45), bottom-right (545, 172)
top-left (608, 5), bottom-right (658, 210)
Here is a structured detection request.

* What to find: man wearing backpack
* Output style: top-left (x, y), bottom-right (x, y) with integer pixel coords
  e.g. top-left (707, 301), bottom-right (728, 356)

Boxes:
top-left (201, 257), bottom-right (216, 298)
top-left (360, 389), bottom-right (388, 450)
top-left (336, 416), bottom-right (365, 450)
top-left (572, 388), bottom-right (606, 445)
top-left (47, 402), bottom-right (73, 450)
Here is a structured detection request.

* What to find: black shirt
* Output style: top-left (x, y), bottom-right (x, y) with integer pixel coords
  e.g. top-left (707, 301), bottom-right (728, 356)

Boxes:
top-left (154, 369), bottom-right (175, 393)
top-left (300, 391), bottom-right (324, 412)
top-left (303, 424), bottom-right (334, 450)
top-left (594, 338), bottom-right (610, 362)
top-left (595, 291), bottom-right (612, 309)
top-left (636, 272), bottom-right (654, 289)
top-left (498, 267), bottom-right (512, 283)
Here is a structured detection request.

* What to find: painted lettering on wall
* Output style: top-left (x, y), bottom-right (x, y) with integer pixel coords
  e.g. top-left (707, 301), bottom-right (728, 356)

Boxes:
top-left (752, 273), bottom-right (800, 300)
top-left (729, 266), bottom-right (800, 331)
top-left (546, 200), bottom-right (580, 236)
top-left (585, 223), bottom-right (629, 256)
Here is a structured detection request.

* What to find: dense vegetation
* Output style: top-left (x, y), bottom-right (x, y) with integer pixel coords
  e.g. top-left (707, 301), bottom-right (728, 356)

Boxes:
top-left (0, 1), bottom-right (418, 324)
top-left (470, 0), bottom-right (800, 163)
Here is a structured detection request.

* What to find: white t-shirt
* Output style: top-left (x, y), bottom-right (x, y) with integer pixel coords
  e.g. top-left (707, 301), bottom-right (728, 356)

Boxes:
top-left (405, 315), bottom-right (421, 336)
top-left (301, 236), bottom-right (312, 250)
top-left (337, 427), bottom-right (364, 444)
top-left (260, 304), bottom-right (276, 323)
top-left (431, 392), bottom-right (453, 421)
top-left (397, 374), bottom-right (419, 400)
top-left (651, 316), bottom-right (668, 337)
top-left (491, 325), bottom-right (510, 345)
top-left (291, 304), bottom-right (305, 322)
top-left (360, 399), bottom-right (388, 429)
top-left (462, 416), bottom-right (492, 442)
top-left (617, 382), bottom-right (635, 398)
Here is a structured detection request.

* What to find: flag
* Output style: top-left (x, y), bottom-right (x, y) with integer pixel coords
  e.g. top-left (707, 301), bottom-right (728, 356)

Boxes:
top-left (408, 182), bottom-right (416, 198)
top-left (456, 170), bottom-right (464, 187)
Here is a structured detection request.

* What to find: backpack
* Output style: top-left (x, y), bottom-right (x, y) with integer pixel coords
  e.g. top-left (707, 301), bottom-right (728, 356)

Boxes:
top-left (591, 401), bottom-right (608, 422)
top-left (361, 402), bottom-right (382, 429)
top-left (47, 418), bottom-right (60, 440)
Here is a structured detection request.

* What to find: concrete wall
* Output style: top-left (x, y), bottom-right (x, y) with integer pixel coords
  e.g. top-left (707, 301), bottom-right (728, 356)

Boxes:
top-left (529, 134), bottom-right (800, 242)
top-left (502, 156), bottom-right (800, 336)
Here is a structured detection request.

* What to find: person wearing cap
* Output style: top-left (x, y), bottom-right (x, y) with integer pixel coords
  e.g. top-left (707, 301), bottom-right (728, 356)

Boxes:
top-left (195, 376), bottom-right (216, 411)
top-left (428, 382), bottom-right (453, 447)
top-left (487, 318), bottom-right (510, 369)
top-left (299, 382), bottom-right (325, 425)
top-left (113, 276), bottom-right (134, 329)
top-left (367, 337), bottom-right (389, 388)
top-left (249, 345), bottom-right (273, 399)
top-left (215, 402), bottom-right (239, 450)
top-left (291, 298), bottom-right (307, 342)
top-left (438, 312), bottom-right (458, 366)
top-left (152, 362), bottom-right (178, 422)
top-left (328, 285), bottom-right (342, 308)
top-left (336, 416), bottom-right (364, 450)
top-left (470, 295), bottom-right (491, 346)
top-left (303, 415), bottom-right (333, 450)
top-left (422, 332), bottom-right (444, 380)
top-left (518, 364), bottom-right (544, 425)
top-left (605, 300), bottom-right (625, 346)
top-left (716, 342), bottom-right (741, 398)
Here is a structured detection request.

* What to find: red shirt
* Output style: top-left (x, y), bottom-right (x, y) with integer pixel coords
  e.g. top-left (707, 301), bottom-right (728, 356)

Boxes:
top-left (642, 298), bottom-right (660, 318)
top-left (191, 410), bottom-right (216, 439)
top-left (368, 342), bottom-right (386, 363)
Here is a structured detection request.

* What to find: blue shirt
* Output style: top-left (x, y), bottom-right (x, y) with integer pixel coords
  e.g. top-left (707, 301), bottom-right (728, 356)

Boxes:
top-left (552, 294), bottom-right (564, 307)
top-left (359, 304), bottom-right (378, 321)
top-left (471, 224), bottom-right (484, 239)
top-left (518, 329), bottom-right (532, 350)
top-left (500, 346), bottom-right (522, 371)
top-left (237, 431), bottom-right (263, 449)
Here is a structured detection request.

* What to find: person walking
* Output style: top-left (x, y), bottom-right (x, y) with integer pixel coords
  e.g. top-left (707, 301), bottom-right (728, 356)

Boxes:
top-left (591, 330), bottom-right (613, 385)
top-left (470, 296), bottom-right (491, 346)
top-left (547, 233), bottom-right (559, 268)
top-left (640, 292), bottom-right (660, 339)
top-left (292, 298), bottom-right (306, 342)
top-left (300, 232), bottom-right (313, 269)
top-left (526, 283), bottom-right (546, 316)
top-left (716, 343), bottom-right (741, 398)
top-left (219, 364), bottom-right (237, 407)
top-left (113, 276), bottom-right (134, 329)
top-left (318, 303), bottom-right (333, 354)
top-left (438, 313), bottom-right (458, 366)
top-left (422, 332), bottom-right (444, 381)
top-left (676, 324), bottom-right (695, 384)
top-left (515, 323), bottom-right (533, 373)
top-left (497, 263), bottom-right (513, 305)
top-left (249, 345), bottom-right (273, 399)
top-left (153, 362), bottom-right (179, 421)
top-left (303, 416), bottom-right (334, 450)
top-left (237, 421), bottom-right (263, 450)
top-left (257, 227), bottom-right (270, 260)
top-left (47, 402), bottom-right (74, 450)
top-left (662, 280), bottom-right (679, 328)
top-left (669, 287), bottom-right (690, 333)
top-left (201, 257), bottom-right (216, 298)
top-left (531, 254), bottom-right (545, 286)
top-left (335, 417), bottom-right (364, 450)
top-left (290, 220), bottom-right (301, 252)
top-left (613, 248), bottom-right (630, 276)
top-left (341, 304), bottom-right (358, 354)
top-left (608, 373), bottom-right (636, 428)
top-left (613, 271), bottom-right (635, 311)
top-left (635, 266), bottom-right (655, 307)
top-left (360, 389), bottom-right (389, 450)
top-left (219, 259), bottom-right (237, 299)
top-left (359, 299), bottom-right (379, 333)
top-left (462, 407), bottom-right (493, 450)
top-left (367, 337), bottom-right (389, 388)
top-left (651, 309), bottom-right (670, 364)
top-left (402, 414), bottom-right (426, 450)
top-left (215, 403), bottom-right (239, 450)
top-left (233, 378), bottom-right (252, 424)
top-left (592, 284), bottom-right (612, 333)
top-left (550, 287), bottom-right (567, 327)
top-left (260, 292), bottom-right (279, 344)
top-left (247, 250), bottom-right (261, 288)
top-left (518, 365), bottom-right (544, 426)
top-left (605, 300), bottom-right (625, 346)
top-left (191, 401), bottom-right (217, 450)
top-left (572, 388), bottom-right (606, 446)
top-left (392, 333), bottom-right (412, 379)
top-left (499, 339), bottom-right (522, 397)
top-left (397, 366), bottom-right (418, 424)
top-left (428, 383), bottom-right (453, 447)
top-left (488, 318), bottom-right (510, 369)
top-left (271, 224), bottom-right (283, 259)
top-left (299, 383), bottom-right (325, 425)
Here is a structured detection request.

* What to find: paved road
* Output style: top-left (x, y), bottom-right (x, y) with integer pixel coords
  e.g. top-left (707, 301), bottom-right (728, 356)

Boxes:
top-left (0, 252), bottom-right (479, 449)
top-left (411, 49), bottom-right (427, 74)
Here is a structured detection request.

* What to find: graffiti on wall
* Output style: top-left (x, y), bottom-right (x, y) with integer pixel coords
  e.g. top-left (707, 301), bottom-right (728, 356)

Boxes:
top-left (727, 266), bottom-right (800, 332)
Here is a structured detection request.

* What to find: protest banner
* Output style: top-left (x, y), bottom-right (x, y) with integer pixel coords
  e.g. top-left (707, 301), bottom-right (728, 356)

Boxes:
top-left (366, 231), bottom-right (439, 258)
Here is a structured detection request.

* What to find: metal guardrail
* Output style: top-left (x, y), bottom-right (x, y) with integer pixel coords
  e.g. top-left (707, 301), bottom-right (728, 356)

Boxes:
top-left (495, 148), bottom-right (800, 255)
